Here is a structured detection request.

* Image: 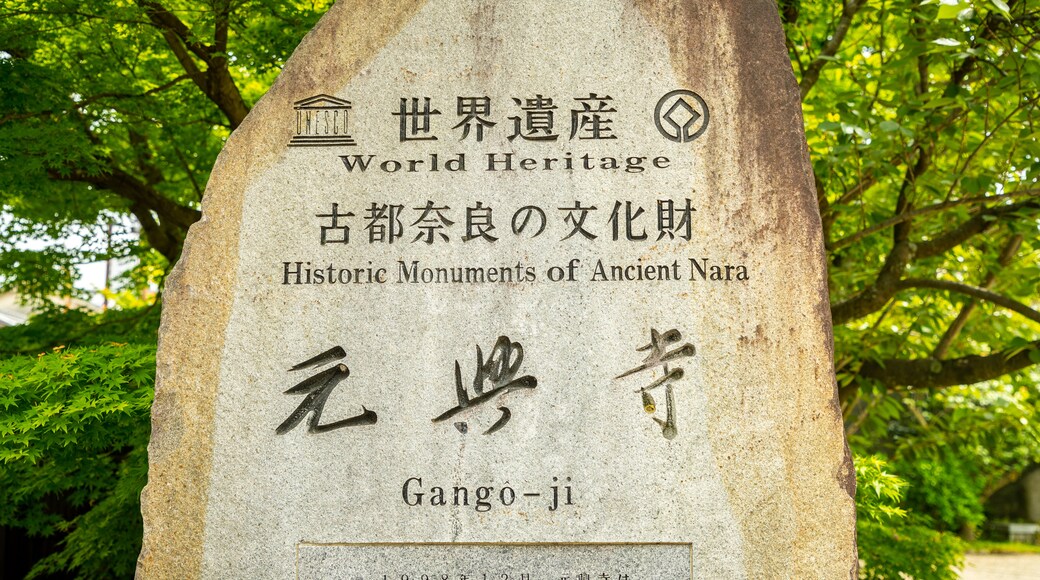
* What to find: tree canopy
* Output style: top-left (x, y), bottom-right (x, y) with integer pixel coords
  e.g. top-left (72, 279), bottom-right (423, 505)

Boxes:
top-left (788, 0), bottom-right (1040, 395)
top-left (0, 0), bottom-right (333, 283)
top-left (786, 0), bottom-right (1040, 561)
top-left (0, 0), bottom-right (1038, 578)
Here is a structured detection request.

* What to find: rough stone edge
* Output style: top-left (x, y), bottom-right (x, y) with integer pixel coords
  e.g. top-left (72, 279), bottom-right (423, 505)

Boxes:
top-left (135, 2), bottom-right (426, 578)
top-left (724, 2), bottom-right (859, 577)
top-left (635, 0), bottom-right (858, 577)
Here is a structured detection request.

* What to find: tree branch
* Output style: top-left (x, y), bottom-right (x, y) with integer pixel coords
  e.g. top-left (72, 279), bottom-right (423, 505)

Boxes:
top-left (799, 0), bottom-right (868, 98)
top-left (145, 17), bottom-right (207, 89)
top-left (946, 98), bottom-right (1034, 199)
top-left (135, 0), bottom-right (248, 128)
top-left (128, 202), bottom-right (179, 261)
top-left (933, 235), bottom-right (1023, 358)
top-left (916, 199), bottom-right (1040, 259)
top-left (835, 173), bottom-right (878, 208)
top-left (46, 164), bottom-right (200, 261)
top-left (0, 75), bottom-right (190, 125)
top-left (128, 129), bottom-right (165, 187)
top-left (831, 147), bottom-right (929, 324)
top-left (831, 241), bottom-right (913, 325)
top-left (828, 190), bottom-right (1040, 251)
top-left (896, 277), bottom-right (1040, 325)
top-left (135, 0), bottom-right (212, 61)
top-left (914, 13), bottom-right (929, 96)
top-left (945, 2), bottom-right (1019, 95)
top-left (823, 6), bottom-right (1018, 252)
top-left (982, 469), bottom-right (1025, 503)
top-left (856, 340), bottom-right (1040, 390)
top-left (213, 0), bottom-right (230, 56)
top-left (172, 144), bottom-right (203, 202)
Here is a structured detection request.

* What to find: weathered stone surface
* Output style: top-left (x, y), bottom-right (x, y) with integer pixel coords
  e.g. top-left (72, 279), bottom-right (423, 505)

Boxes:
top-left (138, 1), bottom-right (857, 578)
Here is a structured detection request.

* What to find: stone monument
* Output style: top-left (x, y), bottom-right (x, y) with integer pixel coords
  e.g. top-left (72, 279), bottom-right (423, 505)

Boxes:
top-left (138, 1), bottom-right (858, 578)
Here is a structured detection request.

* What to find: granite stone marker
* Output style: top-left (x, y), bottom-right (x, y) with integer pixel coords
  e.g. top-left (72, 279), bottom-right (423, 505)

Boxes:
top-left (138, 1), bottom-right (858, 578)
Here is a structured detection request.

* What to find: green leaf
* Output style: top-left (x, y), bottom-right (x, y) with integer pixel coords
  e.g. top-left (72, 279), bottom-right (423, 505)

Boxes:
top-left (1029, 349), bottom-right (1040, 365)
top-left (879, 120), bottom-right (902, 132)
top-left (989, 0), bottom-right (1012, 18)
top-left (937, 3), bottom-right (965, 19)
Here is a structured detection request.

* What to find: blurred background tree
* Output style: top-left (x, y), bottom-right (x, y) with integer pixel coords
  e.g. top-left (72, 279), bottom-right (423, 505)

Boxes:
top-left (786, 0), bottom-right (1040, 575)
top-left (0, 0), bottom-right (1037, 578)
top-left (0, 1), bottom-right (332, 578)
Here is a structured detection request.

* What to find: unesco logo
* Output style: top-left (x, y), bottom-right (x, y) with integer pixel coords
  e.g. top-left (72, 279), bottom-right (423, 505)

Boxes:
top-left (289, 94), bottom-right (357, 147)
top-left (654, 89), bottom-right (709, 143)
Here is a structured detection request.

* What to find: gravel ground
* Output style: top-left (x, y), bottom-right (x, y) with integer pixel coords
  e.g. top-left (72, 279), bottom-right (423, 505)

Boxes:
top-left (960, 553), bottom-right (1040, 579)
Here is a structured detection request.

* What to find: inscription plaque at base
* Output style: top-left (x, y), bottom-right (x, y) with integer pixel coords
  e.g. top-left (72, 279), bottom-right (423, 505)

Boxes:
top-left (296, 543), bottom-right (692, 580)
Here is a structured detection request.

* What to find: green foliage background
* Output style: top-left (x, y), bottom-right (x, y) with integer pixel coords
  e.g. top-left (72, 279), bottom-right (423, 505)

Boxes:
top-left (0, 0), bottom-right (1038, 578)
top-left (0, 309), bottom-right (159, 578)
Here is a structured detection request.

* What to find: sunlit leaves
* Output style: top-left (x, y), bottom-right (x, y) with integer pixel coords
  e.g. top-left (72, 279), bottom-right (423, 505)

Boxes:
top-left (0, 0), bottom-right (334, 301)
top-left (0, 307), bottom-right (158, 578)
top-left (789, 0), bottom-right (1039, 575)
